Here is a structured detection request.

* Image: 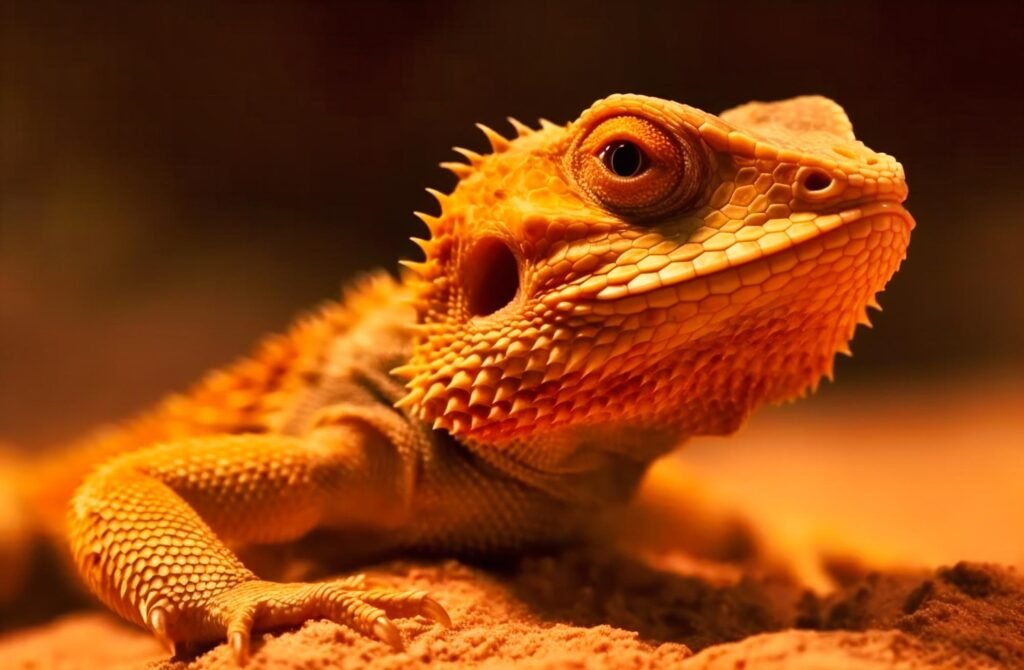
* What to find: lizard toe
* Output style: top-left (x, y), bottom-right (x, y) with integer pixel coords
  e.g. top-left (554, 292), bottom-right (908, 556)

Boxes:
top-left (360, 588), bottom-right (452, 628)
top-left (229, 629), bottom-right (250, 665)
top-left (225, 603), bottom-right (257, 665)
top-left (181, 578), bottom-right (450, 662)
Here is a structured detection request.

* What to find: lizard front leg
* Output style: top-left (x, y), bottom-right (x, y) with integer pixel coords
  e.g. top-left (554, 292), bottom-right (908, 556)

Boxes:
top-left (67, 410), bottom-right (449, 663)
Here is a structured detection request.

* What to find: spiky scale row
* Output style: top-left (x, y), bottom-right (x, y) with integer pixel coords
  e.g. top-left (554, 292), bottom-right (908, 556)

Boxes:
top-left (475, 123), bottom-right (511, 153)
top-left (506, 117), bottom-right (533, 137)
top-left (452, 146), bottom-right (484, 165)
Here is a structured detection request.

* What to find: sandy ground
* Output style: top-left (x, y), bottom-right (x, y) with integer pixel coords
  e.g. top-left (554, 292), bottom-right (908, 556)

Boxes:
top-left (1, 378), bottom-right (1021, 669)
top-left (1, 554), bottom-right (1020, 669)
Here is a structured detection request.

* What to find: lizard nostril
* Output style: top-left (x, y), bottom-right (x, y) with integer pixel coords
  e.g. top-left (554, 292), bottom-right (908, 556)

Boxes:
top-left (463, 236), bottom-right (520, 317)
top-left (802, 170), bottom-right (833, 192)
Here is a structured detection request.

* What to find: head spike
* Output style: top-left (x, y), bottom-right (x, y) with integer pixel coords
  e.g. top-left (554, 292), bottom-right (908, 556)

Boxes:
top-left (449, 370), bottom-right (474, 391)
top-left (425, 187), bottom-right (450, 209)
top-left (439, 161), bottom-right (473, 178)
top-left (546, 343), bottom-right (569, 366)
top-left (452, 146), bottom-right (484, 165)
top-left (413, 211), bottom-right (441, 234)
top-left (390, 364), bottom-right (419, 380)
top-left (474, 368), bottom-right (500, 388)
top-left (541, 363), bottom-right (564, 384)
top-left (444, 395), bottom-right (467, 416)
top-left (538, 117), bottom-right (561, 131)
top-left (475, 123), bottom-right (511, 153)
top-left (581, 345), bottom-right (612, 377)
top-left (506, 116), bottom-right (533, 137)
top-left (423, 382), bottom-right (447, 404)
top-left (509, 397), bottom-right (531, 416)
top-left (450, 416), bottom-right (470, 434)
top-left (469, 386), bottom-right (495, 407)
top-left (409, 237), bottom-right (432, 254)
top-left (493, 383), bottom-right (515, 404)
top-left (534, 401), bottom-right (553, 419)
top-left (399, 259), bottom-right (431, 276)
top-left (393, 383), bottom-right (424, 406)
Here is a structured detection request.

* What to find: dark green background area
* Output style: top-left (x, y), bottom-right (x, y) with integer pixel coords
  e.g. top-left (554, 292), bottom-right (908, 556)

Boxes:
top-left (2, 1), bottom-right (1021, 444)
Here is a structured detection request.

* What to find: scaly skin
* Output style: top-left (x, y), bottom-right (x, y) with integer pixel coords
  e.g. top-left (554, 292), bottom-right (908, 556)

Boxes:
top-left (62, 94), bottom-right (912, 663)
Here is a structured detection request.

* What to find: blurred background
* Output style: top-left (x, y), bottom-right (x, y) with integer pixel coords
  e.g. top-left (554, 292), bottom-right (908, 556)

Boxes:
top-left (2, 2), bottom-right (1022, 566)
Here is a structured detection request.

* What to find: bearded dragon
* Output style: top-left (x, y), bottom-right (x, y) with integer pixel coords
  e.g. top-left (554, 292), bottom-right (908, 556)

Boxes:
top-left (26, 94), bottom-right (911, 663)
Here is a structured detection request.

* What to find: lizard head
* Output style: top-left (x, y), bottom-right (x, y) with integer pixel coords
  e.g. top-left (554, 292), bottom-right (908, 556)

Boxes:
top-left (395, 94), bottom-right (913, 446)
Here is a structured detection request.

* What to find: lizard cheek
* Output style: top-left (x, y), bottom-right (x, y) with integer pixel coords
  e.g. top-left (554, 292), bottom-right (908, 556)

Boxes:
top-left (463, 236), bottom-right (520, 317)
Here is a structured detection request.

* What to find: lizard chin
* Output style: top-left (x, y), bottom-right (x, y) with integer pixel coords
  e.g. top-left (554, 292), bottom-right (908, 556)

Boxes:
top-left (652, 207), bottom-right (916, 436)
top-left (642, 207), bottom-right (915, 429)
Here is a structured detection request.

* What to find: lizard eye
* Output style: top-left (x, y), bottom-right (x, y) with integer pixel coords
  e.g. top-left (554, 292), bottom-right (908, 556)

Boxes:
top-left (600, 140), bottom-right (648, 178)
top-left (568, 114), bottom-right (707, 221)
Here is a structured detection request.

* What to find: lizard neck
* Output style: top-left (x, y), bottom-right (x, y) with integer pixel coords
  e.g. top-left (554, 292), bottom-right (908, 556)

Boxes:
top-left (460, 423), bottom-right (681, 505)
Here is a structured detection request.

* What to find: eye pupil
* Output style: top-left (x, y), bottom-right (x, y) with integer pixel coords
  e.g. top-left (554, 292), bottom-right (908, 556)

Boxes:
top-left (602, 141), bottom-right (647, 177)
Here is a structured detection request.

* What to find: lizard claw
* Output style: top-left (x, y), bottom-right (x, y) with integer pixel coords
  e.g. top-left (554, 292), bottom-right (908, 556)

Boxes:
top-left (420, 595), bottom-right (452, 628)
top-left (148, 605), bottom-right (176, 656)
top-left (229, 630), bottom-right (250, 665)
top-left (358, 588), bottom-right (453, 628)
top-left (372, 616), bottom-right (404, 651)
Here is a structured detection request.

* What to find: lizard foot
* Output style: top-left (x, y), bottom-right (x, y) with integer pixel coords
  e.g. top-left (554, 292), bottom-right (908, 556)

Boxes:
top-left (148, 575), bottom-right (451, 664)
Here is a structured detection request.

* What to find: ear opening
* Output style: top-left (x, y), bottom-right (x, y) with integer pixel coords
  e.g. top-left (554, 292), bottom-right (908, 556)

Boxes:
top-left (463, 236), bottom-right (520, 317)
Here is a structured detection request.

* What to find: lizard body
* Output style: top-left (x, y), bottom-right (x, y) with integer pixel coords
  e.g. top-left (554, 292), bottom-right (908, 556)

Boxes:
top-left (54, 94), bottom-right (911, 662)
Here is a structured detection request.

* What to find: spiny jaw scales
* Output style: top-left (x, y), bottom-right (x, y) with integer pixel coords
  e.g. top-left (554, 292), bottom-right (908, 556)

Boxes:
top-left (395, 94), bottom-right (913, 443)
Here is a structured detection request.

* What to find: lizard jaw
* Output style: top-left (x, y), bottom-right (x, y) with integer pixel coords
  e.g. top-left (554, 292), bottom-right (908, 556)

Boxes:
top-left (541, 201), bottom-right (914, 309)
top-left (398, 210), bottom-right (911, 443)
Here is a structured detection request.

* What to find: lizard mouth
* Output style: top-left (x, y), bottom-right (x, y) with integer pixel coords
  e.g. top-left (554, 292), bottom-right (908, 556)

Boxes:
top-left (818, 200), bottom-right (915, 234)
top-left (577, 200), bottom-right (915, 306)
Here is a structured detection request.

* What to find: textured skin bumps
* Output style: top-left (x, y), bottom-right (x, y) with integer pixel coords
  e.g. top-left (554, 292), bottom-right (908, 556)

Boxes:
top-left (398, 95), bottom-right (911, 455)
top-left (64, 94), bottom-right (912, 663)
